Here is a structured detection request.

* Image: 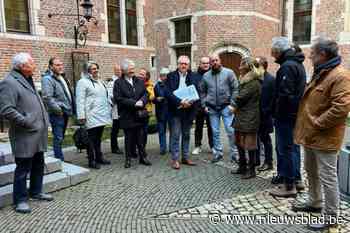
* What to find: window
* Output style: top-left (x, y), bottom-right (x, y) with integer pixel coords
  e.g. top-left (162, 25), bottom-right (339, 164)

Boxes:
top-left (107, 0), bottom-right (138, 45)
top-left (293, 0), bottom-right (312, 44)
top-left (107, 0), bottom-right (122, 44)
top-left (173, 17), bottom-right (192, 60)
top-left (4, 0), bottom-right (30, 33)
top-left (126, 0), bottom-right (137, 45)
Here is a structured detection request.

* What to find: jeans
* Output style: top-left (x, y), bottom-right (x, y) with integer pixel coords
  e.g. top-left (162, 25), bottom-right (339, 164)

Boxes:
top-left (169, 116), bottom-right (193, 161)
top-left (49, 113), bottom-right (68, 161)
top-left (13, 152), bottom-right (44, 204)
top-left (208, 106), bottom-right (236, 160)
top-left (275, 119), bottom-right (301, 184)
top-left (157, 119), bottom-right (170, 153)
top-left (87, 126), bottom-right (105, 163)
top-left (304, 147), bottom-right (339, 216)
top-left (194, 109), bottom-right (213, 148)
top-left (111, 119), bottom-right (121, 151)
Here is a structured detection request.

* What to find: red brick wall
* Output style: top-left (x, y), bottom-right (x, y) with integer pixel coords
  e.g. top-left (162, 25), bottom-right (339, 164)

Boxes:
top-left (0, 0), bottom-right (155, 84)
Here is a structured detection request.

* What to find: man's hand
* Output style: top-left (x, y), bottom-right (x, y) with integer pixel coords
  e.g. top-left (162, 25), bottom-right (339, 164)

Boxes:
top-left (135, 100), bottom-right (144, 107)
top-left (204, 107), bottom-right (209, 113)
top-left (156, 97), bottom-right (164, 102)
top-left (228, 105), bottom-right (236, 114)
top-left (180, 100), bottom-right (192, 109)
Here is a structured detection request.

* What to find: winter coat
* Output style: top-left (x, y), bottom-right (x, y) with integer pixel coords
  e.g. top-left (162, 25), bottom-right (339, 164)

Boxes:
top-left (41, 70), bottom-right (75, 116)
top-left (295, 57), bottom-right (350, 151)
top-left (259, 72), bottom-right (275, 133)
top-left (76, 74), bottom-right (112, 129)
top-left (0, 70), bottom-right (49, 158)
top-left (201, 67), bottom-right (239, 111)
top-left (233, 71), bottom-right (262, 133)
top-left (113, 75), bottom-right (148, 129)
top-left (104, 75), bottom-right (119, 120)
top-left (273, 49), bottom-right (306, 121)
top-left (153, 81), bottom-right (169, 122)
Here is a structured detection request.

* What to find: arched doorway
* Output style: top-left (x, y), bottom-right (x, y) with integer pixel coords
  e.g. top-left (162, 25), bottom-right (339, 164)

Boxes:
top-left (211, 44), bottom-right (251, 77)
top-left (219, 52), bottom-right (242, 77)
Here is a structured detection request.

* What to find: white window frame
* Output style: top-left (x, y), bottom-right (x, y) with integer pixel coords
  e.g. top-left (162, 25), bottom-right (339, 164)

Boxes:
top-left (0, 0), bottom-right (43, 35)
top-left (105, 0), bottom-right (144, 47)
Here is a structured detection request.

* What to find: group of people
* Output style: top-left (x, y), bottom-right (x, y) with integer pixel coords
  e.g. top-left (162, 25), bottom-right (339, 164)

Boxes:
top-left (0, 36), bottom-right (350, 232)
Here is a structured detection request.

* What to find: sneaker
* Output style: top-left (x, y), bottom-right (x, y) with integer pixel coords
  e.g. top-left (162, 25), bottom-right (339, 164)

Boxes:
top-left (292, 203), bottom-right (322, 213)
top-left (271, 175), bottom-right (284, 185)
top-left (30, 193), bottom-right (54, 201)
top-left (211, 155), bottom-right (223, 163)
top-left (15, 202), bottom-right (31, 214)
top-left (192, 147), bottom-right (202, 155)
top-left (295, 180), bottom-right (305, 191)
top-left (257, 163), bottom-right (273, 172)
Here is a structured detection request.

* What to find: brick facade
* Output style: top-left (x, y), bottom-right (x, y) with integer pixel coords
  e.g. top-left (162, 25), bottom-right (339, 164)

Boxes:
top-left (0, 0), bottom-right (349, 84)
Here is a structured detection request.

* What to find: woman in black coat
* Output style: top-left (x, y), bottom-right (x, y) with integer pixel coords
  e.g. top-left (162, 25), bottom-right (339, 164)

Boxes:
top-left (113, 59), bottom-right (152, 168)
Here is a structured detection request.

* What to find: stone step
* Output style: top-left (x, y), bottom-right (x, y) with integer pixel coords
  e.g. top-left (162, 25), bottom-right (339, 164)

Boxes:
top-left (0, 157), bottom-right (62, 187)
top-left (0, 162), bottom-right (90, 208)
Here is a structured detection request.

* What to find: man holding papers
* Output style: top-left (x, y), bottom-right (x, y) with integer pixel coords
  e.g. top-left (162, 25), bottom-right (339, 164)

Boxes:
top-left (165, 55), bottom-right (200, 169)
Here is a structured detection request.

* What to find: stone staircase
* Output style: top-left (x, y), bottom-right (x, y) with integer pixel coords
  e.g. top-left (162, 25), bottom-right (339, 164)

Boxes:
top-left (0, 156), bottom-right (90, 208)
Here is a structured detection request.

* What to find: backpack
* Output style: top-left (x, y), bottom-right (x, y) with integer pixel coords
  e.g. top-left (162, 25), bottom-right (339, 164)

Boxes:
top-left (73, 126), bottom-right (89, 152)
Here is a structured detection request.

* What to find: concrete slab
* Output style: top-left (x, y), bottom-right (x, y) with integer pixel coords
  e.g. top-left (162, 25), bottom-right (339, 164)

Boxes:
top-left (0, 157), bottom-right (62, 187)
top-left (62, 162), bottom-right (90, 185)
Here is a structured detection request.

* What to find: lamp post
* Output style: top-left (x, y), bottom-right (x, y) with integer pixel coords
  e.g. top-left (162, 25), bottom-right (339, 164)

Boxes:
top-left (48, 0), bottom-right (97, 48)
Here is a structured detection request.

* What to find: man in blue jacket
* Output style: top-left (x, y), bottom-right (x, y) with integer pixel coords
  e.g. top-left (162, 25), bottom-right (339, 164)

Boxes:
top-left (165, 55), bottom-right (199, 169)
top-left (41, 57), bottom-right (75, 161)
top-left (269, 37), bottom-right (306, 198)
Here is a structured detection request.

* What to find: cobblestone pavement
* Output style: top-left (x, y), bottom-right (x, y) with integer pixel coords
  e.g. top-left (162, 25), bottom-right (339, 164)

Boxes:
top-left (0, 131), bottom-right (349, 233)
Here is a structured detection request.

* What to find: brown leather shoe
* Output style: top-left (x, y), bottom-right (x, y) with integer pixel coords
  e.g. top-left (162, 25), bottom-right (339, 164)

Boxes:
top-left (171, 160), bottom-right (180, 170)
top-left (181, 158), bottom-right (196, 166)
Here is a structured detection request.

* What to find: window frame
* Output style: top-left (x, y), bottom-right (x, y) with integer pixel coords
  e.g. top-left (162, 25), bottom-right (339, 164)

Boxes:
top-left (171, 16), bottom-right (192, 62)
top-left (292, 0), bottom-right (313, 45)
top-left (0, 0), bottom-right (31, 34)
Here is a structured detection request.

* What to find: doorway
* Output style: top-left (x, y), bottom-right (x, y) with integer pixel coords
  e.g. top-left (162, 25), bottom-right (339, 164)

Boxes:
top-left (219, 52), bottom-right (242, 77)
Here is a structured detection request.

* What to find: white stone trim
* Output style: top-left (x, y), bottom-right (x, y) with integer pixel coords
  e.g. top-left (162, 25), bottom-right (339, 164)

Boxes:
top-left (136, 0), bottom-right (145, 47)
top-left (155, 10), bottom-right (280, 25)
top-left (0, 32), bottom-right (155, 51)
top-left (29, 0), bottom-right (45, 36)
top-left (101, 0), bottom-right (109, 42)
top-left (0, 0), bottom-right (5, 32)
top-left (120, 0), bottom-right (127, 45)
top-left (211, 45), bottom-right (251, 58)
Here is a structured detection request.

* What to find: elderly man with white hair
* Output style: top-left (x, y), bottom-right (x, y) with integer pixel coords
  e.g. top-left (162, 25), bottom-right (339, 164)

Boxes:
top-left (0, 53), bottom-right (53, 214)
top-left (164, 55), bottom-right (200, 169)
top-left (269, 37), bottom-right (306, 198)
top-left (114, 59), bottom-right (151, 168)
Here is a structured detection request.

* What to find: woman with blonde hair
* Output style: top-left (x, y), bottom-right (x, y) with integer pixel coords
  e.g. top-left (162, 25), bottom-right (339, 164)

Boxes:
top-left (231, 57), bottom-right (263, 179)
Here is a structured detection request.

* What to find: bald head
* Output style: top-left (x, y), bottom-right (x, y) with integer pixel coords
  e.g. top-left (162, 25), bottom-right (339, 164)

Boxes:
top-left (210, 54), bottom-right (221, 71)
top-left (199, 56), bottom-right (210, 72)
top-left (114, 64), bottom-right (121, 77)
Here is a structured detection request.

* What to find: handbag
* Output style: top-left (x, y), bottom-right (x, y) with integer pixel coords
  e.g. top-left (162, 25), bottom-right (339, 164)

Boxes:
top-left (136, 109), bottom-right (149, 120)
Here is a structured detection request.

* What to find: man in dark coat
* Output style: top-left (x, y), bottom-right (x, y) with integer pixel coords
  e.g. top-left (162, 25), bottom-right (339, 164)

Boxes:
top-left (114, 59), bottom-right (151, 169)
top-left (164, 55), bottom-right (199, 169)
top-left (0, 53), bottom-right (53, 214)
top-left (192, 57), bottom-right (213, 155)
top-left (269, 37), bottom-right (306, 198)
top-left (256, 57), bottom-right (275, 171)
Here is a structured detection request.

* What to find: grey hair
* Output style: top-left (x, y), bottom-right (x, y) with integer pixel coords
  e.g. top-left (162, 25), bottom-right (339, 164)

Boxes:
top-left (12, 53), bottom-right (33, 69)
top-left (272, 37), bottom-right (290, 53)
top-left (120, 59), bottom-right (135, 73)
top-left (83, 60), bottom-right (99, 74)
top-left (312, 37), bottom-right (339, 59)
top-left (177, 55), bottom-right (190, 64)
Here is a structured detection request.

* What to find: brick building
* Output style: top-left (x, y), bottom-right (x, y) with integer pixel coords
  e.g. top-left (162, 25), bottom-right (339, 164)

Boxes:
top-left (0, 0), bottom-right (349, 86)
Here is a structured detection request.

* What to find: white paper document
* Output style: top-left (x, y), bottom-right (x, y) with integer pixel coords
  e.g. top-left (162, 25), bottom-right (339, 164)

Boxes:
top-left (173, 85), bottom-right (199, 101)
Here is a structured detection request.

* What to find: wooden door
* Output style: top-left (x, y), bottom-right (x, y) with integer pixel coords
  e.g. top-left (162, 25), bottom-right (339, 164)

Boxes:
top-left (219, 52), bottom-right (242, 77)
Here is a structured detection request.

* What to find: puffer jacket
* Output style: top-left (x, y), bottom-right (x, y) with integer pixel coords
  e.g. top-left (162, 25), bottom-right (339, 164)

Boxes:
top-left (273, 49), bottom-right (306, 121)
top-left (233, 70), bottom-right (262, 133)
top-left (76, 73), bottom-right (112, 129)
top-left (201, 67), bottom-right (239, 111)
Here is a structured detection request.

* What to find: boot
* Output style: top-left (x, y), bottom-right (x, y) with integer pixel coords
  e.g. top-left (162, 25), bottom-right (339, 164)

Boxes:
top-left (88, 161), bottom-right (101, 169)
top-left (269, 183), bottom-right (297, 198)
top-left (231, 146), bottom-right (247, 174)
top-left (139, 156), bottom-right (152, 166)
top-left (242, 150), bottom-right (256, 179)
top-left (124, 157), bottom-right (131, 168)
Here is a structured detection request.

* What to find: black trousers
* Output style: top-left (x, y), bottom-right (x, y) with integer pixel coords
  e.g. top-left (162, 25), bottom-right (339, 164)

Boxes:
top-left (87, 126), bottom-right (105, 163)
top-left (111, 119), bottom-right (121, 151)
top-left (194, 110), bottom-right (213, 148)
top-left (257, 129), bottom-right (273, 166)
top-left (237, 146), bottom-right (256, 170)
top-left (13, 152), bottom-right (44, 204)
top-left (124, 126), bottom-right (146, 159)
